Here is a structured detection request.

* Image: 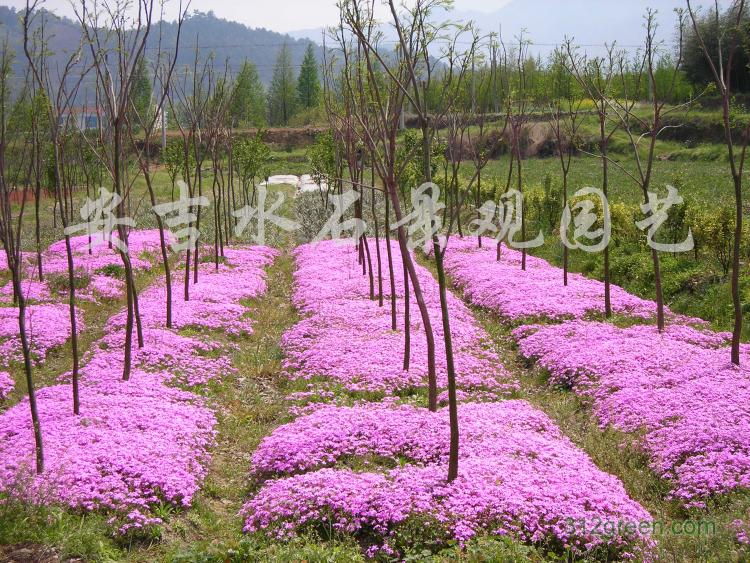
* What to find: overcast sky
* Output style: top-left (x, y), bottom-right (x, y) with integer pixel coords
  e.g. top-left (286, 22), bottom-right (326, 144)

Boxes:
top-left (2, 0), bottom-right (725, 52)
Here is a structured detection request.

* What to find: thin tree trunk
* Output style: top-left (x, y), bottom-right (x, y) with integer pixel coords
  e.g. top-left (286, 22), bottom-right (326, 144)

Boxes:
top-left (731, 173), bottom-right (742, 364)
top-left (363, 234), bottom-right (374, 300)
top-left (193, 164), bottom-right (203, 284)
top-left (372, 183), bottom-right (384, 307)
top-left (423, 125), bottom-right (459, 477)
top-left (562, 172), bottom-right (568, 287)
top-left (53, 147), bottom-right (80, 414)
top-left (15, 278), bottom-right (44, 473)
top-left (402, 258), bottom-right (410, 371)
top-left (600, 115), bottom-right (612, 317)
top-left (434, 243), bottom-right (458, 481)
top-left (388, 175), bottom-right (438, 411)
top-left (385, 194), bottom-right (397, 330)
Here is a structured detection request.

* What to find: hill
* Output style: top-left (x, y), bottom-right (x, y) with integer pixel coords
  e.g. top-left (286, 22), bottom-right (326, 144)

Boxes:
top-left (0, 7), bottom-right (322, 87)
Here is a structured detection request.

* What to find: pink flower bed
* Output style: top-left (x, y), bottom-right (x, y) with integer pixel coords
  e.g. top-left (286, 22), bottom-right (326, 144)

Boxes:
top-left (88, 275), bottom-right (124, 300)
top-left (0, 370), bottom-right (13, 399)
top-left (0, 243), bottom-right (277, 532)
top-left (443, 237), bottom-right (666, 321)
top-left (0, 304), bottom-right (85, 366)
top-left (114, 246), bottom-right (278, 336)
top-left (76, 328), bottom-right (236, 387)
top-left (45, 229), bottom-right (172, 259)
top-left (83, 245), bottom-right (277, 386)
top-left (0, 375), bottom-right (215, 518)
top-left (42, 233), bottom-right (154, 279)
top-left (0, 280), bottom-right (51, 302)
top-left (283, 240), bottom-right (517, 395)
top-left (0, 230), bottom-right (175, 306)
top-left (0, 230), bottom-right (177, 371)
top-left (241, 401), bottom-right (654, 558)
top-left (514, 320), bottom-right (750, 504)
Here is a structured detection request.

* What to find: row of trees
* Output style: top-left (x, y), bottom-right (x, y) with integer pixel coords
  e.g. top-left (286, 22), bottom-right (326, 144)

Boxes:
top-left (130, 42), bottom-right (322, 129)
top-left (231, 43), bottom-right (321, 127)
top-left (314, 0), bottom-right (750, 486)
top-left (2, 0), bottom-right (748, 494)
top-left (0, 0), bottom-right (285, 474)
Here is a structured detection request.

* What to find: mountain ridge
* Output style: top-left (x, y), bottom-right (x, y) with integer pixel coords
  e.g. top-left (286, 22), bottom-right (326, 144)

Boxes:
top-left (0, 7), bottom-right (323, 86)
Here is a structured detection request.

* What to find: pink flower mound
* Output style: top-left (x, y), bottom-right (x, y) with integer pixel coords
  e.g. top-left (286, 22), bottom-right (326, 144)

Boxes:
top-left (45, 229), bottom-right (172, 259)
top-left (42, 239), bottom-right (152, 277)
top-left (0, 280), bottom-right (52, 302)
top-left (88, 275), bottom-right (124, 300)
top-left (78, 328), bottom-right (236, 387)
top-left (0, 230), bottom-right (176, 307)
top-left (0, 371), bottom-right (13, 399)
top-left (0, 375), bottom-right (216, 516)
top-left (82, 245), bottom-right (278, 385)
top-left (113, 246), bottom-right (278, 336)
top-left (0, 304), bottom-right (84, 366)
top-left (514, 320), bottom-right (750, 503)
top-left (241, 401), bottom-right (654, 557)
top-left (443, 238), bottom-right (663, 321)
top-left (283, 240), bottom-right (517, 394)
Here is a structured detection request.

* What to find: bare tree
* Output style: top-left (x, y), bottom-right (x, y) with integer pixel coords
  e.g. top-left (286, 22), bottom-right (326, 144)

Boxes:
top-left (168, 45), bottom-right (214, 300)
top-left (343, 0), bottom-right (478, 481)
top-left (125, 2), bottom-right (188, 329)
top-left (604, 10), bottom-right (693, 332)
top-left (24, 1), bottom-right (91, 412)
top-left (337, 0), bottom-right (441, 413)
top-left (549, 46), bottom-right (584, 286)
top-left (509, 33), bottom-right (532, 271)
top-left (73, 0), bottom-right (160, 379)
top-left (565, 42), bottom-right (620, 314)
top-left (687, 0), bottom-right (747, 364)
top-left (0, 44), bottom-right (44, 472)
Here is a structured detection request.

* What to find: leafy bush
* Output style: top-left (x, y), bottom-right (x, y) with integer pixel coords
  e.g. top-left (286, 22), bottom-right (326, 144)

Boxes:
top-left (689, 202), bottom-right (734, 276)
top-left (295, 191), bottom-right (336, 243)
top-left (47, 269), bottom-right (91, 293)
top-left (96, 263), bottom-right (125, 279)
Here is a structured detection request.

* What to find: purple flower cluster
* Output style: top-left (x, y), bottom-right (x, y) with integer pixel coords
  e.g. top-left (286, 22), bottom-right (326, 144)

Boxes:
top-left (0, 236), bottom-right (277, 532)
top-left (0, 375), bottom-right (216, 514)
top-left (443, 238), bottom-right (668, 321)
top-left (0, 370), bottom-right (13, 399)
top-left (0, 230), bottom-right (174, 368)
top-left (0, 303), bottom-right (85, 367)
top-left (3, 229), bottom-right (172, 306)
top-left (733, 513), bottom-right (750, 545)
top-left (282, 240), bottom-right (517, 395)
top-left (241, 401), bottom-right (654, 558)
top-left (514, 320), bottom-right (750, 504)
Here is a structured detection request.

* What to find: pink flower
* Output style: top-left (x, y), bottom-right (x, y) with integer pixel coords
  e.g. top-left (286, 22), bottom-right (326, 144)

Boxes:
top-left (0, 371), bottom-right (13, 400)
